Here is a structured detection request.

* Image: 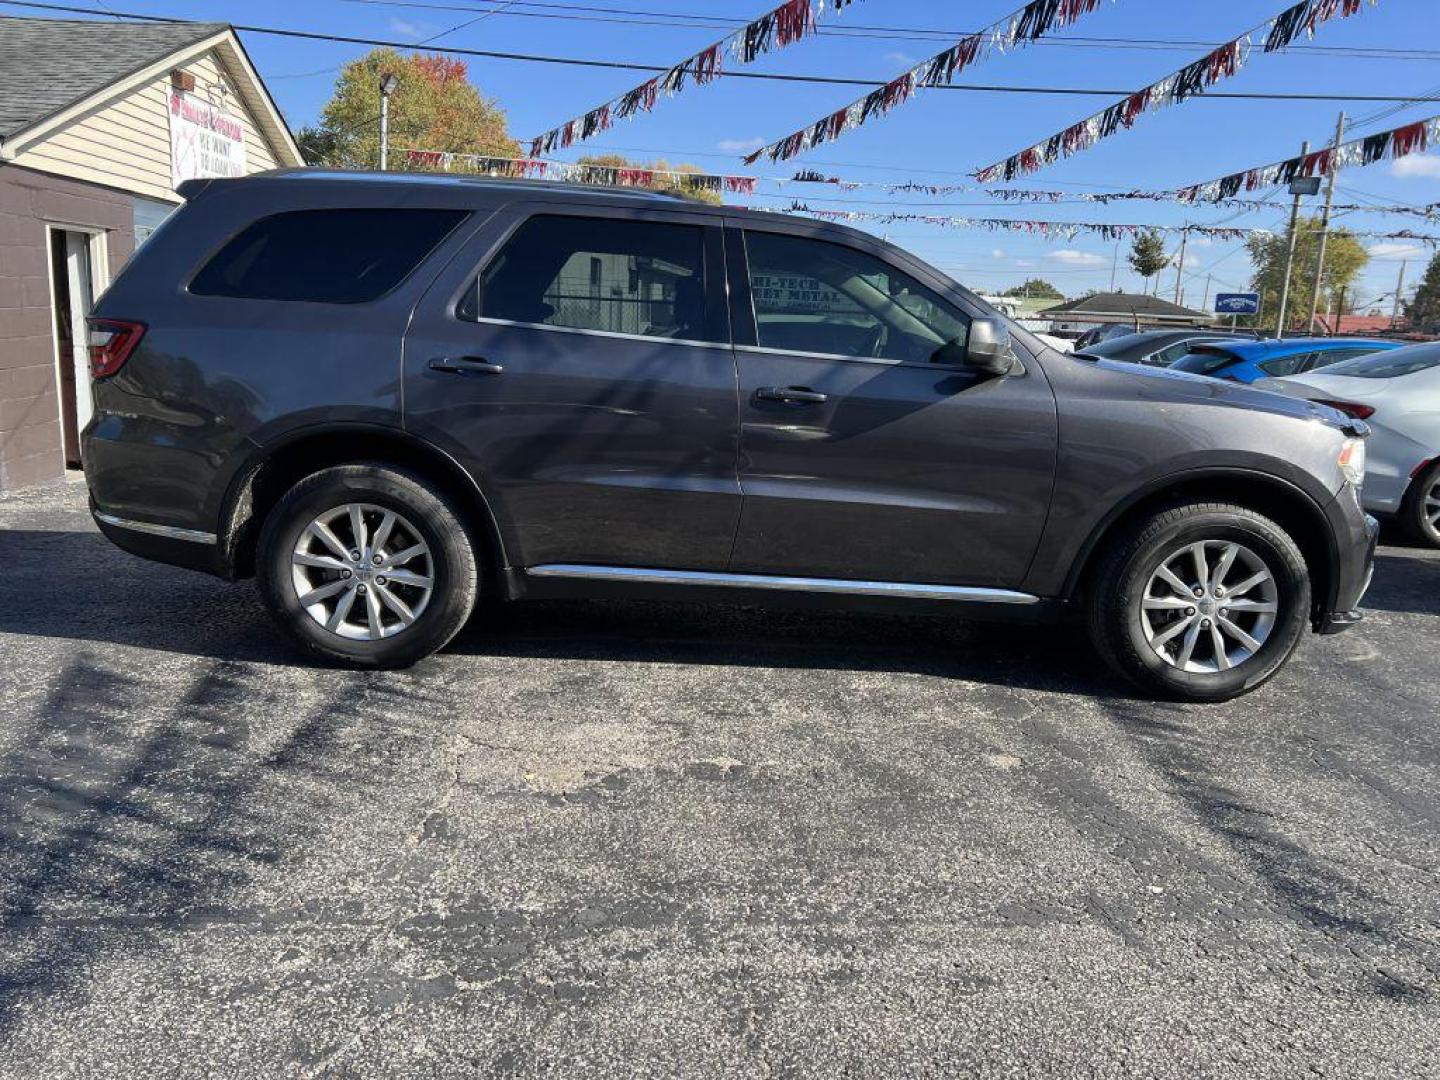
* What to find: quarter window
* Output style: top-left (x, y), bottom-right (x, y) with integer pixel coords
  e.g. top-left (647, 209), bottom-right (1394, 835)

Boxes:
top-left (460, 215), bottom-right (717, 343)
top-left (1259, 353), bottom-right (1313, 378)
top-left (190, 208), bottom-right (466, 303)
top-left (743, 231), bottom-right (971, 365)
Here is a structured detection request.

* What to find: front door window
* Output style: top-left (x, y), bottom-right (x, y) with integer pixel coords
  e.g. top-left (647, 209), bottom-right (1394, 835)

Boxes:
top-left (744, 230), bottom-right (970, 365)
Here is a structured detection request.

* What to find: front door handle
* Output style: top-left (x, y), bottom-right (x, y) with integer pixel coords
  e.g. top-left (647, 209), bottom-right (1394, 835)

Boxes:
top-left (755, 386), bottom-right (827, 405)
top-left (430, 356), bottom-right (504, 376)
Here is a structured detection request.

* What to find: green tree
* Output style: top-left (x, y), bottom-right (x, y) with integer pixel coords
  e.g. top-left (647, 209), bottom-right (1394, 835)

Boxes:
top-left (1246, 215), bottom-right (1368, 332)
top-left (577, 153), bottom-right (723, 204)
top-left (1128, 230), bottom-right (1170, 293)
top-left (306, 48), bottom-right (519, 169)
top-left (1405, 251), bottom-right (1440, 332)
top-left (1002, 278), bottom-right (1062, 299)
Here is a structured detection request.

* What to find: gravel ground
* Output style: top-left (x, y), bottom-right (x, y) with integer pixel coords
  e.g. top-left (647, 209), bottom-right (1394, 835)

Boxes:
top-left (1, 478), bottom-right (1438, 1078)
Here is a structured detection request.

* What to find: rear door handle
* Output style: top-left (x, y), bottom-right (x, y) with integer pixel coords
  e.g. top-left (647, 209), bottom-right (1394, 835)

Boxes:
top-left (755, 386), bottom-right (828, 405)
top-left (430, 356), bottom-right (504, 376)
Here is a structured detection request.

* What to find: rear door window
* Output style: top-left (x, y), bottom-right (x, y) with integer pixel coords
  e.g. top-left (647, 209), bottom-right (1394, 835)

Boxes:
top-left (1321, 346), bottom-right (1440, 378)
top-left (1308, 347), bottom-right (1386, 371)
top-left (459, 214), bottom-right (720, 343)
top-left (190, 208), bottom-right (466, 303)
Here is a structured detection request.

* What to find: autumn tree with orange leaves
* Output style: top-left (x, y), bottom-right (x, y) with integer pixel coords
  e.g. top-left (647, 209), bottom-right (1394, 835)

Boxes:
top-left (300, 48), bottom-right (519, 169)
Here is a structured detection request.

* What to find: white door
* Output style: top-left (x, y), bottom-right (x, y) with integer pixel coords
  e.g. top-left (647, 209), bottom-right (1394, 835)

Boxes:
top-left (63, 231), bottom-right (95, 435)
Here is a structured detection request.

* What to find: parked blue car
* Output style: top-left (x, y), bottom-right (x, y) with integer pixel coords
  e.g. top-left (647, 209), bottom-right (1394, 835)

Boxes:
top-left (1168, 337), bottom-right (1401, 383)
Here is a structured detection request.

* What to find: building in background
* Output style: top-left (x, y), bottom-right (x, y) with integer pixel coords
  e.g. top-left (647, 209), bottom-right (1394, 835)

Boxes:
top-left (0, 16), bottom-right (302, 492)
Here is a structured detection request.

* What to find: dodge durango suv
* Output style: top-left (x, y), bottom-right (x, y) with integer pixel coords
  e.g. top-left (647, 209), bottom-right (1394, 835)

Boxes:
top-left (83, 170), bottom-right (1378, 702)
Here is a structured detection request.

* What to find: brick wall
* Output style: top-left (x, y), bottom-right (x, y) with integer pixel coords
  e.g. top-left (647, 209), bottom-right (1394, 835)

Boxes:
top-left (0, 165), bottom-right (133, 492)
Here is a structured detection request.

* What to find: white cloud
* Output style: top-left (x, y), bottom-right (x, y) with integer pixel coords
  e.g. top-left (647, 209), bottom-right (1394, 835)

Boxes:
top-left (1049, 249), bottom-right (1107, 267)
top-left (388, 17), bottom-right (433, 38)
top-left (1188, 235), bottom-right (1215, 248)
top-left (884, 52), bottom-right (919, 66)
top-left (717, 137), bottom-right (764, 153)
top-left (1367, 242), bottom-right (1426, 260)
top-left (990, 248), bottom-right (1006, 259)
top-left (1392, 154), bottom-right (1440, 179)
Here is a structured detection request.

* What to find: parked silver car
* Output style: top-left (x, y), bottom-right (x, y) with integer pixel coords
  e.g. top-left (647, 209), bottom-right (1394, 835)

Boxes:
top-left (1258, 342), bottom-right (1440, 547)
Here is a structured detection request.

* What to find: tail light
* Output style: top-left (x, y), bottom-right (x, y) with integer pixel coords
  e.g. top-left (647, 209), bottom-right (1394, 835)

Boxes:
top-left (86, 318), bottom-right (146, 378)
top-left (1313, 398), bottom-right (1375, 421)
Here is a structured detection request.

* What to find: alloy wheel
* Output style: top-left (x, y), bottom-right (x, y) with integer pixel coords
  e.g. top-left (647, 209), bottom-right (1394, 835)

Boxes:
top-left (1139, 540), bottom-right (1280, 674)
top-left (290, 503), bottom-right (434, 640)
top-left (1426, 478), bottom-right (1440, 535)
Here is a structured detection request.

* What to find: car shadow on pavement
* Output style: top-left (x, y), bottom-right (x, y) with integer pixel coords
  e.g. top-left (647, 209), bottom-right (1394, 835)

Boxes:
top-left (452, 598), bottom-right (1126, 697)
top-left (1106, 700), bottom-right (1436, 1003)
top-left (0, 650), bottom-right (415, 1036)
top-left (1362, 549), bottom-right (1440, 617)
top-left (0, 527), bottom-right (1127, 696)
top-left (0, 528), bottom-right (301, 665)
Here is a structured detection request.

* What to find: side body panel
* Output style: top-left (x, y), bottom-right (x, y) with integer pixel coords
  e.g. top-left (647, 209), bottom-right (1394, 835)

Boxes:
top-left (723, 219), bottom-right (1060, 588)
top-left (1024, 355), bottom-right (1354, 598)
top-left (402, 203), bottom-right (743, 571)
top-left (85, 178), bottom-right (492, 532)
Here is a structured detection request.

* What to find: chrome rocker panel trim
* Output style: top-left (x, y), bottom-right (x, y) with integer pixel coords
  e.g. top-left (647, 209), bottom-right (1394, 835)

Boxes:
top-left (525, 564), bottom-right (1041, 604)
top-left (94, 511), bottom-right (217, 545)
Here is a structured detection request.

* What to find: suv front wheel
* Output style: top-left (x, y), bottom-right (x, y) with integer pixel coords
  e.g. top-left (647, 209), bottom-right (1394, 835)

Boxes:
top-left (1087, 502), bottom-right (1311, 702)
top-left (257, 463), bottom-right (479, 667)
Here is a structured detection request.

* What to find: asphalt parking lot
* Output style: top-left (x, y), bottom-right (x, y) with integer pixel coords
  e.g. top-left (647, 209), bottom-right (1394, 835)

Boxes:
top-left (1, 479), bottom-right (1438, 1078)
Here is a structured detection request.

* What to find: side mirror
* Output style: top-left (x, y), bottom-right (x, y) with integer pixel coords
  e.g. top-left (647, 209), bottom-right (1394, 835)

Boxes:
top-left (964, 317), bottom-right (1014, 377)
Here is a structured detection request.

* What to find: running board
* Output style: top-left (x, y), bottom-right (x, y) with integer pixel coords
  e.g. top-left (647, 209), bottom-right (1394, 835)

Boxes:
top-left (524, 564), bottom-right (1040, 605)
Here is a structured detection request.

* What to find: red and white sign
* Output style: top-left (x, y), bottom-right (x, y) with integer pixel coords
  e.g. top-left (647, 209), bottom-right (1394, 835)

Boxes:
top-left (169, 89), bottom-right (246, 188)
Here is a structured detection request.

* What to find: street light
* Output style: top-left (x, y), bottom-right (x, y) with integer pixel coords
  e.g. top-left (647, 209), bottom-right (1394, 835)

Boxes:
top-left (378, 72), bottom-right (399, 171)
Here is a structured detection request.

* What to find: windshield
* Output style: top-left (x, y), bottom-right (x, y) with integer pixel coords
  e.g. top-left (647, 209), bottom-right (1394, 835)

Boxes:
top-left (1170, 349), bottom-right (1241, 376)
top-left (1320, 343), bottom-right (1440, 379)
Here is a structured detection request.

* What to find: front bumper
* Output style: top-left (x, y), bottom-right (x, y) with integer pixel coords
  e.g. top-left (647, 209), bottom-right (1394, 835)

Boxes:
top-left (1315, 498), bottom-right (1379, 635)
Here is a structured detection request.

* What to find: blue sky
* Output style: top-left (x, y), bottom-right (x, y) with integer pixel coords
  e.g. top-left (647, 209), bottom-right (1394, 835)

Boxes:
top-left (15, 0), bottom-right (1439, 306)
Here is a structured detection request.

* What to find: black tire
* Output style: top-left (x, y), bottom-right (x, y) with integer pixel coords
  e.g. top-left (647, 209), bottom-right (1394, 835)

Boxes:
top-left (1400, 460), bottom-right (1440, 549)
top-left (256, 463), bottom-right (478, 668)
top-left (1086, 502), bottom-right (1311, 703)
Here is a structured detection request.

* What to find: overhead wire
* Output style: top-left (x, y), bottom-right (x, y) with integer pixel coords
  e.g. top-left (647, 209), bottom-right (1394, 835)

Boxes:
top-left (2, 2), bottom-right (1436, 109)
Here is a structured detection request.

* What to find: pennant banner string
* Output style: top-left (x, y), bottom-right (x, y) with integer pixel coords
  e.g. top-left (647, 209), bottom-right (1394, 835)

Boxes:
top-left (399, 148), bottom-right (1440, 221)
top-left (528, 0), bottom-right (859, 159)
top-left (782, 202), bottom-right (1440, 246)
top-left (744, 0), bottom-right (1114, 166)
top-left (1174, 114), bottom-right (1440, 203)
top-left (401, 149), bottom-right (762, 195)
top-left (974, 0), bottom-right (1379, 182)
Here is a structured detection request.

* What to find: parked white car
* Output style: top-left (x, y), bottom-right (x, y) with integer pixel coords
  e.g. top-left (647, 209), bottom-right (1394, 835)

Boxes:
top-left (1257, 341), bottom-right (1440, 547)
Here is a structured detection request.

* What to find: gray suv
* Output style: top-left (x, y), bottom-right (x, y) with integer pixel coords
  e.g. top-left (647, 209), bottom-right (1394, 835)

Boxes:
top-left (83, 170), bottom-right (1377, 701)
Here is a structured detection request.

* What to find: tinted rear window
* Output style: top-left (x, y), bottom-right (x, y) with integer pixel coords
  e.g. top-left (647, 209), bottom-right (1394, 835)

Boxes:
top-left (1320, 346), bottom-right (1440, 379)
top-left (191, 208), bottom-right (466, 303)
top-left (1171, 349), bottom-right (1241, 375)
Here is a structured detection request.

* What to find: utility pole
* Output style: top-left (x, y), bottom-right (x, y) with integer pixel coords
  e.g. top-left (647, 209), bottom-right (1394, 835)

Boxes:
top-left (1308, 114), bottom-right (1347, 334)
top-left (1173, 227), bottom-right (1190, 305)
top-left (1393, 260), bottom-right (1408, 328)
top-left (1335, 284), bottom-right (1347, 334)
top-left (1110, 241), bottom-right (1119, 292)
top-left (1202, 274), bottom-right (1212, 313)
top-left (378, 72), bottom-right (400, 170)
top-left (1275, 139), bottom-right (1310, 340)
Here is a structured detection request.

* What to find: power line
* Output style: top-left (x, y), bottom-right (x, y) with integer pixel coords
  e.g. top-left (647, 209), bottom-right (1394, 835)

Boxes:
top-left (3, 2), bottom-right (1436, 108)
top-left (333, 0), bottom-right (1440, 61)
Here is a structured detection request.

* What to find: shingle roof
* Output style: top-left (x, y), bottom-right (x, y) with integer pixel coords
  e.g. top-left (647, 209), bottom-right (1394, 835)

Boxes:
top-left (0, 15), bottom-right (228, 140)
top-left (1039, 292), bottom-right (1214, 322)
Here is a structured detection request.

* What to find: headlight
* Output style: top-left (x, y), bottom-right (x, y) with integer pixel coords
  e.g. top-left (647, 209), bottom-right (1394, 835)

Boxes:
top-left (1338, 437), bottom-right (1366, 488)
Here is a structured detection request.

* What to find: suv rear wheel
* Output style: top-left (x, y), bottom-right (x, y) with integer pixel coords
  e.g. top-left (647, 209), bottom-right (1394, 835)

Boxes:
top-left (257, 463), bottom-right (478, 667)
top-left (1401, 460), bottom-right (1440, 549)
top-left (1087, 502), bottom-right (1311, 702)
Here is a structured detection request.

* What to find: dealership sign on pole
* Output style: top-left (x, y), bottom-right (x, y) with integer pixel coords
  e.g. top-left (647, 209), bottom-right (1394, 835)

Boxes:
top-left (170, 90), bottom-right (246, 189)
top-left (1214, 292), bottom-right (1261, 315)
